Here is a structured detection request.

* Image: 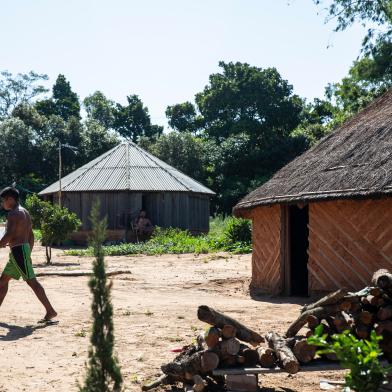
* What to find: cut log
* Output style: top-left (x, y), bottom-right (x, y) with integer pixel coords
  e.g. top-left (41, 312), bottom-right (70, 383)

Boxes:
top-left (192, 375), bottom-right (207, 392)
top-left (197, 306), bottom-right (264, 345)
top-left (266, 332), bottom-right (299, 374)
top-left (219, 337), bottom-right (241, 357)
top-left (257, 346), bottom-right (276, 368)
top-left (365, 295), bottom-right (384, 307)
top-left (240, 348), bottom-right (260, 367)
top-left (142, 374), bottom-right (170, 391)
top-left (375, 321), bottom-right (392, 335)
top-left (305, 330), bottom-right (314, 338)
top-left (378, 306), bottom-right (392, 321)
top-left (370, 287), bottom-right (383, 297)
top-left (307, 315), bottom-right (320, 330)
top-left (355, 325), bottom-right (369, 339)
top-left (204, 327), bottom-right (220, 349)
top-left (372, 269), bottom-right (392, 290)
top-left (286, 304), bottom-right (340, 337)
top-left (222, 324), bottom-right (237, 339)
top-left (358, 311), bottom-right (373, 326)
top-left (292, 339), bottom-right (316, 364)
top-left (332, 314), bottom-right (350, 333)
top-left (220, 355), bottom-right (237, 367)
top-left (201, 351), bottom-right (220, 372)
top-left (301, 289), bottom-right (347, 314)
top-left (338, 300), bottom-right (352, 312)
top-left (161, 349), bottom-right (219, 379)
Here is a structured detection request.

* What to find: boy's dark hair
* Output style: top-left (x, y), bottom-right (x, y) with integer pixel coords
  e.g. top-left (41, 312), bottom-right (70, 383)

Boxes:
top-left (0, 187), bottom-right (19, 201)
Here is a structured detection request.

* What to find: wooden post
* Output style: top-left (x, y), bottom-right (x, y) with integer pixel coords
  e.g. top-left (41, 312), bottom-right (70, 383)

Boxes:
top-left (58, 141), bottom-right (62, 208)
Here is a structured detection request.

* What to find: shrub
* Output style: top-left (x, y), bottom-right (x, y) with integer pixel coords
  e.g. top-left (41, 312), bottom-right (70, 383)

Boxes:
top-left (65, 216), bottom-right (253, 257)
top-left (26, 194), bottom-right (81, 263)
top-left (222, 217), bottom-right (251, 244)
top-left (308, 325), bottom-right (392, 392)
top-left (79, 202), bottom-right (122, 392)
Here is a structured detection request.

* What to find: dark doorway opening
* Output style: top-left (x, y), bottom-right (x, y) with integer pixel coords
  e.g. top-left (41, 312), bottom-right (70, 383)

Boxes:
top-left (289, 205), bottom-right (309, 296)
top-left (142, 194), bottom-right (147, 211)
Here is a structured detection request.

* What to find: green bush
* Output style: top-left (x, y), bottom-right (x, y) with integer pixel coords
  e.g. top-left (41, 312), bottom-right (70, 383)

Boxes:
top-left (308, 325), bottom-right (391, 392)
top-left (26, 194), bottom-right (81, 263)
top-left (223, 217), bottom-right (251, 244)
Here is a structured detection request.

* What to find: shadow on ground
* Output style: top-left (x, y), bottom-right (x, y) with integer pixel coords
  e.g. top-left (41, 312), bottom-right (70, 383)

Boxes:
top-left (0, 321), bottom-right (57, 341)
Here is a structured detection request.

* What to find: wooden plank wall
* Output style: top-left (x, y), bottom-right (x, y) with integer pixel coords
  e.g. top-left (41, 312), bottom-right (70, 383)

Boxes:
top-left (250, 205), bottom-right (281, 294)
top-left (62, 192), bottom-right (142, 230)
top-left (61, 191), bottom-right (210, 233)
top-left (308, 198), bottom-right (392, 293)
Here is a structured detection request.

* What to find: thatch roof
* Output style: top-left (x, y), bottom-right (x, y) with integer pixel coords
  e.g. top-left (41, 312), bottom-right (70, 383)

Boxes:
top-left (40, 142), bottom-right (215, 195)
top-left (234, 88), bottom-right (392, 215)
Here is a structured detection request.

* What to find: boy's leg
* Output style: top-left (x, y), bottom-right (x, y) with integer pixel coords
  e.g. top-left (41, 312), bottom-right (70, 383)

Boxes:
top-left (0, 274), bottom-right (12, 307)
top-left (26, 278), bottom-right (57, 320)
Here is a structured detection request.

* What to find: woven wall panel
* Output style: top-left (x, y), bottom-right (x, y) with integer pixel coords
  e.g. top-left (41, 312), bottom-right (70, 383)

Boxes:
top-left (308, 198), bottom-right (392, 293)
top-left (250, 205), bottom-right (281, 294)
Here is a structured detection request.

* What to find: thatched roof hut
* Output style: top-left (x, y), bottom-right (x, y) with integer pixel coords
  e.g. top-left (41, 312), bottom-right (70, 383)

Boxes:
top-left (234, 89), bottom-right (392, 296)
top-left (40, 142), bottom-right (215, 243)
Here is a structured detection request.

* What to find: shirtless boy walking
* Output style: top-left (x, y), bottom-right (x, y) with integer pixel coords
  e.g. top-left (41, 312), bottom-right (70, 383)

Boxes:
top-left (0, 187), bottom-right (57, 322)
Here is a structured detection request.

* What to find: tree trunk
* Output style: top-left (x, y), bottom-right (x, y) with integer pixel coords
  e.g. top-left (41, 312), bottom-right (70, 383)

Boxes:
top-left (197, 306), bottom-right (264, 345)
top-left (266, 332), bottom-right (299, 374)
top-left (45, 245), bottom-right (52, 265)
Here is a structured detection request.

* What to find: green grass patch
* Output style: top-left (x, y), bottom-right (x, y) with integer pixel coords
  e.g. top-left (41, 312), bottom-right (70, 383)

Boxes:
top-left (65, 217), bottom-right (252, 257)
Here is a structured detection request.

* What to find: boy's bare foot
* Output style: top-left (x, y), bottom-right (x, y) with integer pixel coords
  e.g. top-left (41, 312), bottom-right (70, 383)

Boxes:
top-left (44, 310), bottom-right (58, 321)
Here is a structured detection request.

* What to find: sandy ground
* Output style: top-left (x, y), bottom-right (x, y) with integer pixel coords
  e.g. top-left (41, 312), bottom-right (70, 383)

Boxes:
top-left (0, 246), bottom-right (345, 392)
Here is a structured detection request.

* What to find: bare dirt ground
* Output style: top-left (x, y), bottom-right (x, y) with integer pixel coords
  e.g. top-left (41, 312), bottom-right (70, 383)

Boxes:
top-left (0, 246), bottom-right (345, 392)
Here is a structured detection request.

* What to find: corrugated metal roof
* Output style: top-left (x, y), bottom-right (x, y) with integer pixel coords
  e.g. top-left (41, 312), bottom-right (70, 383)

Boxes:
top-left (39, 142), bottom-right (215, 195)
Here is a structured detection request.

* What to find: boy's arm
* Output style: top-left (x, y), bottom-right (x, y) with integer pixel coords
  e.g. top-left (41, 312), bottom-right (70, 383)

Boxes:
top-left (0, 213), bottom-right (17, 248)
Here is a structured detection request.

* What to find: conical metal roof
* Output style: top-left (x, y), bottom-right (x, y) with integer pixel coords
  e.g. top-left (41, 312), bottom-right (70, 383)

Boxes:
top-left (39, 142), bottom-right (215, 195)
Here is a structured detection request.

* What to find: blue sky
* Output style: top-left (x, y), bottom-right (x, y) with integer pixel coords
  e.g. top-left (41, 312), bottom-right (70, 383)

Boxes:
top-left (1, 0), bottom-right (366, 127)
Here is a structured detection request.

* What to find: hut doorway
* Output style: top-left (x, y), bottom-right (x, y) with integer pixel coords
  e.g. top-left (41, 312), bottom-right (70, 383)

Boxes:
top-left (288, 205), bottom-right (309, 296)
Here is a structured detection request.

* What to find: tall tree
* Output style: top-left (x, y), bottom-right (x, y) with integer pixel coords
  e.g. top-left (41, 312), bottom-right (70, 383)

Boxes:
top-left (79, 203), bottom-right (123, 392)
top-left (0, 71), bottom-right (48, 119)
top-left (139, 132), bottom-right (207, 183)
top-left (314, 0), bottom-right (392, 53)
top-left (80, 119), bottom-right (119, 162)
top-left (84, 91), bottom-right (116, 129)
top-left (36, 74), bottom-right (81, 120)
top-left (315, 0), bottom-right (392, 117)
top-left (113, 94), bottom-right (163, 141)
top-left (165, 101), bottom-right (201, 134)
top-left (194, 62), bottom-right (304, 141)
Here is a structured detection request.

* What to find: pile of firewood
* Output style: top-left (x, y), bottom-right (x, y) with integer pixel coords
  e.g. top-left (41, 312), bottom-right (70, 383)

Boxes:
top-left (285, 269), bottom-right (392, 361)
top-left (142, 305), bottom-right (316, 391)
top-left (142, 269), bottom-right (392, 391)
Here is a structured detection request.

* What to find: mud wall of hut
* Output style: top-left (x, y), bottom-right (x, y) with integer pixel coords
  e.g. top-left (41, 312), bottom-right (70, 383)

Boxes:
top-left (308, 198), bottom-right (392, 293)
top-left (52, 191), bottom-right (210, 233)
top-left (249, 205), bottom-right (281, 294)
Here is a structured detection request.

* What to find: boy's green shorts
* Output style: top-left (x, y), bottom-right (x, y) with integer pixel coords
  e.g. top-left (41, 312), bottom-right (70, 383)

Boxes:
top-left (2, 243), bottom-right (35, 280)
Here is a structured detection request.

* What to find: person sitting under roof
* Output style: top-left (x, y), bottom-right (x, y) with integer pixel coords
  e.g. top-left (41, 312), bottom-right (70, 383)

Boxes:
top-left (134, 210), bottom-right (153, 236)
